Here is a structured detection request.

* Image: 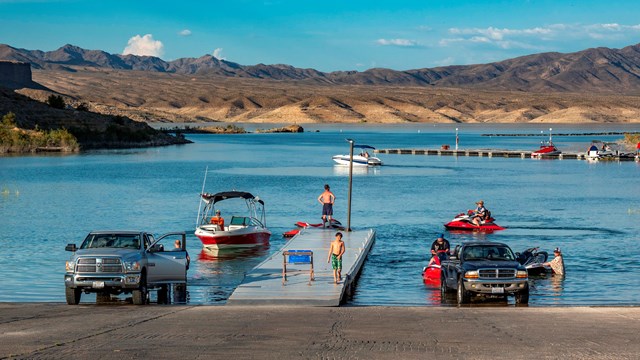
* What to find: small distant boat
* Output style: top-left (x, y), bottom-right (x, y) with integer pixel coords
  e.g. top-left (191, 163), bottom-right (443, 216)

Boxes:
top-left (531, 140), bottom-right (561, 158)
top-left (586, 141), bottom-right (617, 161)
top-left (195, 191), bottom-right (271, 250)
top-left (333, 145), bottom-right (382, 166)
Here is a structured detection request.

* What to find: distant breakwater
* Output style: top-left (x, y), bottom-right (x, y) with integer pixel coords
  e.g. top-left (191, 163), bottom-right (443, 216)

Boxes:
top-left (482, 132), bottom-right (640, 137)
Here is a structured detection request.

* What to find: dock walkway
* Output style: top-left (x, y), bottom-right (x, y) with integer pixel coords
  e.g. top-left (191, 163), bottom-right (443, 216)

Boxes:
top-left (377, 148), bottom-right (639, 161)
top-left (227, 228), bottom-right (376, 306)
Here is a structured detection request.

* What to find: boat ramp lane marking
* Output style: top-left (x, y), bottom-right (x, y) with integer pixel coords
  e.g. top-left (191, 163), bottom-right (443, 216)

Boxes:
top-left (227, 228), bottom-right (376, 307)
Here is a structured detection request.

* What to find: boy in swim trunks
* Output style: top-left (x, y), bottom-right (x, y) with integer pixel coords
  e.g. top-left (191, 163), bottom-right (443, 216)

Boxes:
top-left (327, 232), bottom-right (346, 284)
top-left (317, 184), bottom-right (336, 228)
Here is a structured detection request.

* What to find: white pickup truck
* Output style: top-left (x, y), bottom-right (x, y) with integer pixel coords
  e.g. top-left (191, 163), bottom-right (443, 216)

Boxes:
top-left (64, 231), bottom-right (189, 305)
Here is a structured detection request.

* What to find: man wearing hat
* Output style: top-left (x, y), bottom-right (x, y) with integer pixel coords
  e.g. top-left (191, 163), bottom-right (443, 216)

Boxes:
top-left (429, 233), bottom-right (450, 265)
top-left (210, 209), bottom-right (225, 230)
top-left (543, 248), bottom-right (564, 275)
top-left (471, 200), bottom-right (487, 226)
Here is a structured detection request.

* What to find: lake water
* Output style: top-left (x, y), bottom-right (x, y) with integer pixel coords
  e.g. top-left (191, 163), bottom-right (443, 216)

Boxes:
top-left (1, 123), bottom-right (639, 306)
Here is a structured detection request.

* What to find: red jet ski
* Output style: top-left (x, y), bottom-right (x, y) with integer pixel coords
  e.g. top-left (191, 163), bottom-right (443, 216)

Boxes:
top-left (283, 219), bottom-right (345, 238)
top-left (422, 252), bottom-right (446, 286)
top-left (444, 211), bottom-right (505, 231)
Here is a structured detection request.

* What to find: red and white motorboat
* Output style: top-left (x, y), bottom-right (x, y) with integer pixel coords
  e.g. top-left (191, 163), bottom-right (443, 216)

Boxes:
top-left (444, 211), bottom-right (505, 232)
top-left (195, 191), bottom-right (271, 250)
top-left (531, 141), bottom-right (561, 159)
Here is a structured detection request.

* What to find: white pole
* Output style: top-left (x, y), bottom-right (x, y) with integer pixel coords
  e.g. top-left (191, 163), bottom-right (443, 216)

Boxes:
top-left (455, 128), bottom-right (459, 150)
top-left (196, 166), bottom-right (208, 227)
top-left (549, 128), bottom-right (553, 143)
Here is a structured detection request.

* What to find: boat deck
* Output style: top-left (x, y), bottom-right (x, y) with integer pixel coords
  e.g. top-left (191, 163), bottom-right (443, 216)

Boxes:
top-left (227, 227), bottom-right (376, 306)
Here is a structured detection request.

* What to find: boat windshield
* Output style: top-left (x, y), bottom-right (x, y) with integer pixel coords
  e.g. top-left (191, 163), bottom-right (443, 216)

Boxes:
top-left (80, 234), bottom-right (141, 249)
top-left (462, 245), bottom-right (515, 261)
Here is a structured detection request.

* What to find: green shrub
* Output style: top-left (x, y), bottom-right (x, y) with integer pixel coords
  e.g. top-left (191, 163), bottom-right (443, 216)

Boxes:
top-left (2, 112), bottom-right (16, 127)
top-left (46, 95), bottom-right (66, 109)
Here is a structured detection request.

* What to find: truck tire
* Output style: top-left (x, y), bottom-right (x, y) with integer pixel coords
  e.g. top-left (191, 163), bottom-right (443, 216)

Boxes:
top-left (440, 274), bottom-right (450, 296)
top-left (457, 279), bottom-right (470, 305)
top-left (65, 287), bottom-right (81, 305)
top-left (515, 283), bottom-right (529, 305)
top-left (132, 274), bottom-right (148, 305)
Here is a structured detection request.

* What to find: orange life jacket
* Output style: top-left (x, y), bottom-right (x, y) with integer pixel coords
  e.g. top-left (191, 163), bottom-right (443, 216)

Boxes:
top-left (210, 216), bottom-right (224, 229)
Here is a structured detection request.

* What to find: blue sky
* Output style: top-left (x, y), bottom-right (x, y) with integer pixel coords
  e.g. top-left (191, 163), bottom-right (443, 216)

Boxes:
top-left (2, 0), bottom-right (640, 71)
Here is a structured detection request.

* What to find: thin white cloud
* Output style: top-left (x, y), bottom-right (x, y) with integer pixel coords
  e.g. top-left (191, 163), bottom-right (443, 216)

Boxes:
top-left (178, 29), bottom-right (192, 36)
top-left (123, 34), bottom-right (164, 57)
top-left (376, 38), bottom-right (418, 47)
top-left (212, 48), bottom-right (225, 60)
top-left (442, 23), bottom-right (640, 49)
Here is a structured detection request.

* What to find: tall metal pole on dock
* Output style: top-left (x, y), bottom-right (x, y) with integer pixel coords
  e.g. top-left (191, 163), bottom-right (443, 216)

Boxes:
top-left (455, 128), bottom-right (459, 150)
top-left (346, 139), bottom-right (354, 232)
top-left (549, 127), bottom-right (553, 143)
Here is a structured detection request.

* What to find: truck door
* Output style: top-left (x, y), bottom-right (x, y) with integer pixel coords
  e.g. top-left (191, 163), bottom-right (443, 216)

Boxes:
top-left (146, 232), bottom-right (187, 284)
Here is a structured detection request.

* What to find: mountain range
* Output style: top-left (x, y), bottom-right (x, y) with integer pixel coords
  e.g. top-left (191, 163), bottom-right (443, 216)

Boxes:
top-left (3, 43), bottom-right (640, 93)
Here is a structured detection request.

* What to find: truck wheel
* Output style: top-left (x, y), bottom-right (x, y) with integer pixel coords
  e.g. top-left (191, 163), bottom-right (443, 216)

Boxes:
top-left (457, 279), bottom-right (470, 305)
top-left (157, 285), bottom-right (169, 305)
top-left (65, 287), bottom-right (81, 305)
top-left (132, 274), bottom-right (148, 305)
top-left (96, 291), bottom-right (111, 304)
top-left (515, 283), bottom-right (529, 305)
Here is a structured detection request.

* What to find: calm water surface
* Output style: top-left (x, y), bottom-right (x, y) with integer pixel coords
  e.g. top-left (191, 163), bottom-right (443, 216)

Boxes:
top-left (1, 124), bottom-right (639, 306)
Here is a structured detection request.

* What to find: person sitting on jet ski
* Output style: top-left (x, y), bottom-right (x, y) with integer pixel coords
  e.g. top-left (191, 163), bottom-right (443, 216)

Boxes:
top-left (428, 234), bottom-right (450, 266)
top-left (471, 200), bottom-right (488, 226)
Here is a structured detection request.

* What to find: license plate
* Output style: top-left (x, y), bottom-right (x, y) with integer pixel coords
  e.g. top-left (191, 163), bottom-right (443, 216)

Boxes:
top-left (491, 287), bottom-right (504, 294)
top-left (92, 281), bottom-right (105, 289)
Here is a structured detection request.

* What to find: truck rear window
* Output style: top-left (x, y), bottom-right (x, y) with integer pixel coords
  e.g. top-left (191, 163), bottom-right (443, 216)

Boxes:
top-left (80, 234), bottom-right (141, 249)
top-left (462, 245), bottom-right (515, 261)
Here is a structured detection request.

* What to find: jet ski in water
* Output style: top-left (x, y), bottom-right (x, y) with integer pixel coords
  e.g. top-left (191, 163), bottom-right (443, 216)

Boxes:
top-left (516, 247), bottom-right (548, 275)
top-left (443, 210), bottom-right (505, 231)
top-left (422, 250), bottom-right (448, 286)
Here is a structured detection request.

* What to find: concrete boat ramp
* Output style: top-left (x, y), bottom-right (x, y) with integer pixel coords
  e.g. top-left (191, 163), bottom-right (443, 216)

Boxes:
top-left (227, 227), bottom-right (376, 306)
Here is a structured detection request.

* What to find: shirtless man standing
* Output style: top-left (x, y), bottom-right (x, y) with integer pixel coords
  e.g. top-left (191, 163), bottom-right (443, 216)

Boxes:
top-left (327, 232), bottom-right (346, 284)
top-left (317, 184), bottom-right (336, 228)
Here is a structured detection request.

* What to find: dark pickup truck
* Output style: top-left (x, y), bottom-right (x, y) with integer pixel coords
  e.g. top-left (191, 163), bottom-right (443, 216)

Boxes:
top-left (440, 241), bottom-right (529, 304)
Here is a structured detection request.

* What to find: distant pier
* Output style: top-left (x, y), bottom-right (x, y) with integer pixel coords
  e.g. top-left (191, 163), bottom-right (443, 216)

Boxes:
top-left (227, 228), bottom-right (376, 306)
top-left (376, 148), bottom-right (639, 161)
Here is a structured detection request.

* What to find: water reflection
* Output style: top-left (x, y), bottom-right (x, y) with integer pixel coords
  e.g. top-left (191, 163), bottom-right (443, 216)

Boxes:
top-left (188, 246), bottom-right (271, 304)
top-left (332, 164), bottom-right (381, 176)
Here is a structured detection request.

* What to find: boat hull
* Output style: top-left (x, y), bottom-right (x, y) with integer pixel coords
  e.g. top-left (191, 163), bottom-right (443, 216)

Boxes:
top-left (422, 265), bottom-right (441, 286)
top-left (332, 155), bottom-right (382, 166)
top-left (195, 227), bottom-right (271, 249)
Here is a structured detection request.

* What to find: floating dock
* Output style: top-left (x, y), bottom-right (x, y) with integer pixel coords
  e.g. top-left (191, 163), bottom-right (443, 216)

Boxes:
top-left (227, 228), bottom-right (376, 306)
top-left (376, 149), bottom-right (639, 161)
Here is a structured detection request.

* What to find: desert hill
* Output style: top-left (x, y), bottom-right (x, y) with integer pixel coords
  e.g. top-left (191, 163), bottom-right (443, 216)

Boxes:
top-left (4, 43), bottom-right (640, 93)
top-left (3, 43), bottom-right (640, 123)
top-left (0, 83), bottom-right (190, 150)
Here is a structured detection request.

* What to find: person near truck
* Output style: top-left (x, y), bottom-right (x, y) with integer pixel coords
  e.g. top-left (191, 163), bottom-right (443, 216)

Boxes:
top-left (428, 234), bottom-right (450, 266)
top-left (543, 248), bottom-right (564, 275)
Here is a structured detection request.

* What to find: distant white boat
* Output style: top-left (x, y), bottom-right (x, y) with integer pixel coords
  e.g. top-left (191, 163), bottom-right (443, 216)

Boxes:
top-left (332, 145), bottom-right (383, 166)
